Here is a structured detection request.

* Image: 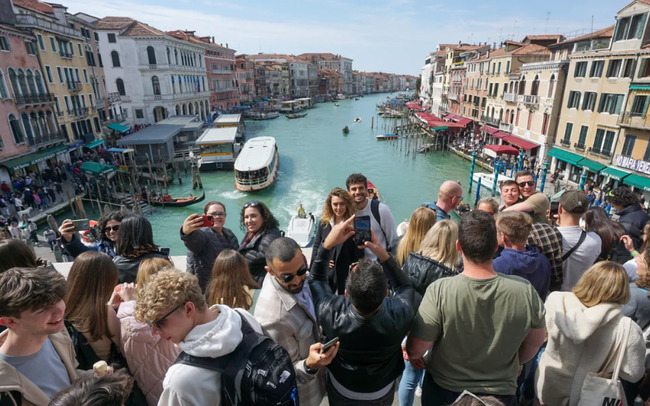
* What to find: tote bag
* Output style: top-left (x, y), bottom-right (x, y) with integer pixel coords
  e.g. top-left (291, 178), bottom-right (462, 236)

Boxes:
top-left (577, 317), bottom-right (631, 406)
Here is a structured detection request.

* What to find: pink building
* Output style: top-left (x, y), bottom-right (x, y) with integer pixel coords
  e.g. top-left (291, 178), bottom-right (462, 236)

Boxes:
top-left (236, 55), bottom-right (255, 103)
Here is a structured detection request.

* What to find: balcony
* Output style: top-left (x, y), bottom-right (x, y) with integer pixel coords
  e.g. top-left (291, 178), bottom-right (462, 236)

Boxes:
top-left (14, 13), bottom-right (81, 39)
top-left (15, 93), bottom-right (54, 106)
top-left (503, 93), bottom-right (517, 103)
top-left (499, 123), bottom-right (513, 133)
top-left (66, 107), bottom-right (89, 118)
top-left (574, 142), bottom-right (586, 151)
top-left (95, 99), bottom-right (106, 109)
top-left (29, 131), bottom-right (67, 147)
top-left (108, 92), bottom-right (121, 103)
top-left (211, 69), bottom-right (232, 75)
top-left (103, 113), bottom-right (126, 124)
top-left (60, 51), bottom-right (73, 59)
top-left (619, 112), bottom-right (650, 129)
top-left (480, 114), bottom-right (501, 127)
top-left (589, 147), bottom-right (612, 158)
top-left (560, 139), bottom-right (571, 147)
top-left (522, 95), bottom-right (539, 105)
top-left (67, 81), bottom-right (82, 91)
top-left (447, 93), bottom-right (458, 101)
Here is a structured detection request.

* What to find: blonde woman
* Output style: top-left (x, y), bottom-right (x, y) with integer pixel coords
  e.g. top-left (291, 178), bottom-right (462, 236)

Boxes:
top-left (399, 220), bottom-right (460, 406)
top-left (536, 261), bottom-right (645, 406)
top-left (206, 249), bottom-right (260, 312)
top-left (115, 257), bottom-right (180, 406)
top-left (395, 206), bottom-right (437, 266)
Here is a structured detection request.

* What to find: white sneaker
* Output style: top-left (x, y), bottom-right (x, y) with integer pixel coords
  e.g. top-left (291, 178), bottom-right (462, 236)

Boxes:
top-left (415, 387), bottom-right (422, 397)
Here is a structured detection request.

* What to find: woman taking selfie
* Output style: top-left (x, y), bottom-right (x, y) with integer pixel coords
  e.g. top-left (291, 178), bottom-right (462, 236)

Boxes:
top-left (59, 211), bottom-right (125, 258)
top-left (238, 200), bottom-right (282, 284)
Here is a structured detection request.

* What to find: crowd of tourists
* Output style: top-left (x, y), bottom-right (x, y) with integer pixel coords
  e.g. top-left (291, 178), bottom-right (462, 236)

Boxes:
top-left (2, 171), bottom-right (650, 406)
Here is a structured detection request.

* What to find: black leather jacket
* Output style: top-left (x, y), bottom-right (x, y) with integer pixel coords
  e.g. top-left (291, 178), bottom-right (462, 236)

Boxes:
top-left (238, 227), bottom-right (282, 284)
top-left (402, 252), bottom-right (458, 309)
top-left (309, 245), bottom-right (415, 393)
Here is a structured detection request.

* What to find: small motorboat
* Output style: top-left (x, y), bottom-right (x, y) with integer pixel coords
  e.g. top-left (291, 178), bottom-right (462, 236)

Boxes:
top-left (354, 117), bottom-right (362, 123)
top-left (367, 180), bottom-right (381, 201)
top-left (396, 221), bottom-right (409, 237)
top-left (286, 212), bottom-right (315, 248)
top-left (334, 103), bottom-right (340, 107)
top-left (286, 113), bottom-right (308, 119)
top-left (342, 126), bottom-right (349, 134)
top-left (376, 133), bottom-right (398, 140)
top-left (140, 191), bottom-right (205, 207)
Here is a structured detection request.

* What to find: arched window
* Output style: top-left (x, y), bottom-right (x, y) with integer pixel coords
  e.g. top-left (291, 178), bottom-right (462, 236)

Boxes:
top-left (147, 46), bottom-right (156, 65)
top-left (111, 51), bottom-right (121, 67)
top-left (152, 76), bottom-right (160, 95)
top-left (548, 74), bottom-right (556, 98)
top-left (174, 49), bottom-right (178, 64)
top-left (0, 69), bottom-right (8, 98)
top-left (8, 114), bottom-right (25, 144)
top-left (7, 68), bottom-right (18, 97)
top-left (16, 69), bottom-right (28, 96)
top-left (116, 78), bottom-right (125, 96)
top-left (503, 83), bottom-right (508, 95)
top-left (531, 75), bottom-right (539, 96)
top-left (166, 47), bottom-right (171, 64)
top-left (34, 71), bottom-right (45, 95)
top-left (21, 112), bottom-right (33, 144)
top-left (25, 70), bottom-right (36, 95)
top-left (518, 77), bottom-right (526, 95)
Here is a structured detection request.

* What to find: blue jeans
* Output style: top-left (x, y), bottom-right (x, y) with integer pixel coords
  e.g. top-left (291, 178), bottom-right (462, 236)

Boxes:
top-left (398, 360), bottom-right (424, 406)
top-left (518, 343), bottom-right (546, 402)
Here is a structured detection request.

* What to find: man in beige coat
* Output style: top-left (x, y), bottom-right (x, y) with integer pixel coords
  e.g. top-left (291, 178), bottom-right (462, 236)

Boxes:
top-left (0, 267), bottom-right (79, 406)
top-left (254, 237), bottom-right (339, 406)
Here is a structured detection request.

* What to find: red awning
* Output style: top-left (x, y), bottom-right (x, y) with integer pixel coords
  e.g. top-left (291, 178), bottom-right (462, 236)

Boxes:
top-left (493, 131), bottom-right (509, 139)
top-left (502, 135), bottom-right (538, 151)
top-left (445, 113), bottom-right (458, 121)
top-left (484, 144), bottom-right (520, 155)
top-left (406, 101), bottom-right (424, 111)
top-left (481, 125), bottom-right (499, 135)
top-left (456, 117), bottom-right (472, 127)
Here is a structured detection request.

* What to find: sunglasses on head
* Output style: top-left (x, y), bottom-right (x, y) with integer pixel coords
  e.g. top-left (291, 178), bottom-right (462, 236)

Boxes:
top-left (103, 225), bottom-right (120, 233)
top-left (243, 200), bottom-right (261, 209)
top-left (281, 267), bottom-right (308, 283)
top-left (151, 304), bottom-right (183, 329)
top-left (518, 181), bottom-right (535, 187)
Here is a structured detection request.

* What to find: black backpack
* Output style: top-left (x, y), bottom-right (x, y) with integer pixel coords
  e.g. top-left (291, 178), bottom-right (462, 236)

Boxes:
top-left (175, 312), bottom-right (298, 406)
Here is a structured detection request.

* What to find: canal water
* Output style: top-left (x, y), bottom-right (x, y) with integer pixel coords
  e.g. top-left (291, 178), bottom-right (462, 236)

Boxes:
top-left (129, 93), bottom-right (472, 255)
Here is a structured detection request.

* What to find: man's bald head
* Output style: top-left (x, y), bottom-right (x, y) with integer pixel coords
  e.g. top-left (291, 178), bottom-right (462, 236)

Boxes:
top-left (438, 181), bottom-right (462, 199)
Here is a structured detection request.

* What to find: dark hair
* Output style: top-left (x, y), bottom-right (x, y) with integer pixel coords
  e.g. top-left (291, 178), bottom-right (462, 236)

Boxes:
top-left (609, 187), bottom-right (639, 208)
top-left (499, 179), bottom-right (518, 189)
top-left (345, 173), bottom-right (368, 190)
top-left (458, 211), bottom-right (497, 264)
top-left (98, 211), bottom-right (125, 241)
top-left (265, 237), bottom-right (301, 266)
top-left (584, 207), bottom-right (625, 257)
top-left (345, 258), bottom-right (387, 316)
top-left (0, 267), bottom-right (67, 318)
top-left (203, 201), bottom-right (225, 215)
top-left (49, 369), bottom-right (134, 406)
top-left (116, 215), bottom-right (157, 255)
top-left (514, 170), bottom-right (534, 181)
top-left (239, 201), bottom-right (279, 233)
top-left (0, 239), bottom-right (40, 273)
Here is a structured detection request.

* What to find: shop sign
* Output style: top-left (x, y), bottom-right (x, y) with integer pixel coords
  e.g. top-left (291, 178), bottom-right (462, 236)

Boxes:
top-left (616, 155), bottom-right (650, 176)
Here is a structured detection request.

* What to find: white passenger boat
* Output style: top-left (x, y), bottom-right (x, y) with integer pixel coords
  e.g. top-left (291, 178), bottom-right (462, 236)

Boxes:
top-left (286, 214), bottom-right (315, 247)
top-left (234, 136), bottom-right (279, 192)
top-left (196, 127), bottom-right (240, 170)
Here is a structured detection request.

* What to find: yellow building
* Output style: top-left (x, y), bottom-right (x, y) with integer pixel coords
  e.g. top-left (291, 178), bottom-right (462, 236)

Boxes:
top-left (14, 0), bottom-right (102, 155)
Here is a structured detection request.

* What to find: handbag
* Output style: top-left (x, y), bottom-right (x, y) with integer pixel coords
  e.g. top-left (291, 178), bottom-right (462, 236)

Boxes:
top-left (577, 317), bottom-right (631, 406)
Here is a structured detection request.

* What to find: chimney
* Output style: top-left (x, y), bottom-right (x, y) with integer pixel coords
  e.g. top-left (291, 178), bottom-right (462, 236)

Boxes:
top-left (226, 43), bottom-right (228, 48)
top-left (493, 42), bottom-right (496, 50)
top-left (458, 40), bottom-right (462, 46)
top-left (212, 36), bottom-right (215, 43)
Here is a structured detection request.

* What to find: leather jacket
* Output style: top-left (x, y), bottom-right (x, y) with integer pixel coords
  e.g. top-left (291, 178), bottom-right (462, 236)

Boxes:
top-left (238, 227), bottom-right (282, 284)
top-left (309, 245), bottom-right (414, 393)
top-left (402, 252), bottom-right (458, 309)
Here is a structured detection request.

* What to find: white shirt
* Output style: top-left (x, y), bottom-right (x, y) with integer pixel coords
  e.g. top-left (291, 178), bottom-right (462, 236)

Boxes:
top-left (355, 198), bottom-right (397, 261)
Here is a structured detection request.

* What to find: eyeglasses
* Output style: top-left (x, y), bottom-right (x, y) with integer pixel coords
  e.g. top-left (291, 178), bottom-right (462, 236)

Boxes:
top-left (243, 200), bottom-right (261, 209)
top-left (103, 225), bottom-right (120, 233)
top-left (280, 267), bottom-right (308, 283)
top-left (208, 212), bottom-right (226, 217)
top-left (151, 304), bottom-right (182, 329)
top-left (518, 181), bottom-right (535, 187)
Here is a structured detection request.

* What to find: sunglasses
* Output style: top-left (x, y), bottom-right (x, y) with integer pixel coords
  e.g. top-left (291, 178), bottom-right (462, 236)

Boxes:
top-left (518, 181), bottom-right (535, 187)
top-left (280, 267), bottom-right (308, 283)
top-left (243, 200), bottom-right (261, 209)
top-left (103, 225), bottom-right (120, 233)
top-left (151, 304), bottom-right (182, 329)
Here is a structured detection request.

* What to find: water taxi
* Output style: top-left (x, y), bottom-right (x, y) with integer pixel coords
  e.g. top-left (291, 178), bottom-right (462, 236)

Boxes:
top-left (195, 127), bottom-right (240, 170)
top-left (376, 133), bottom-right (398, 141)
top-left (234, 136), bottom-right (279, 192)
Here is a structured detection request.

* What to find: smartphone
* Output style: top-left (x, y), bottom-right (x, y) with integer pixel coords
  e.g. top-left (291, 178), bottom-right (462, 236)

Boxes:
top-left (71, 219), bottom-right (90, 231)
top-left (321, 336), bottom-right (339, 353)
top-left (202, 215), bottom-right (214, 227)
top-left (353, 215), bottom-right (371, 245)
top-left (550, 201), bottom-right (559, 216)
top-left (160, 247), bottom-right (170, 256)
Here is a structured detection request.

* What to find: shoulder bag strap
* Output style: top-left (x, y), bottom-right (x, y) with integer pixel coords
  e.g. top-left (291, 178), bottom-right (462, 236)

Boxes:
top-left (562, 230), bottom-right (587, 262)
top-left (610, 317), bottom-right (632, 382)
top-left (370, 199), bottom-right (388, 247)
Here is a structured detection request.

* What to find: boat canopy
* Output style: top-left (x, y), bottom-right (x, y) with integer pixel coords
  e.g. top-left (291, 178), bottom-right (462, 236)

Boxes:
top-left (234, 136), bottom-right (277, 172)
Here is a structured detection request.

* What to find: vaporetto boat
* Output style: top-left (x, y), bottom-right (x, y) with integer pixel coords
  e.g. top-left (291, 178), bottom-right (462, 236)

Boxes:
top-left (234, 136), bottom-right (279, 192)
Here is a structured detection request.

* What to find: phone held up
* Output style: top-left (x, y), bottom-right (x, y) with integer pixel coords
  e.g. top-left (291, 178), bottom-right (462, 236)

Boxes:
top-left (71, 219), bottom-right (90, 231)
top-left (201, 215), bottom-right (214, 227)
top-left (550, 201), bottom-right (559, 217)
top-left (159, 247), bottom-right (170, 256)
top-left (353, 215), bottom-right (371, 246)
top-left (320, 336), bottom-right (339, 353)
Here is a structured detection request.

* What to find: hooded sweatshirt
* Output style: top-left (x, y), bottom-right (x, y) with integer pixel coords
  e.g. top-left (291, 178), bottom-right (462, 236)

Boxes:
top-left (536, 292), bottom-right (645, 406)
top-left (158, 305), bottom-right (262, 406)
top-left (493, 246), bottom-right (551, 300)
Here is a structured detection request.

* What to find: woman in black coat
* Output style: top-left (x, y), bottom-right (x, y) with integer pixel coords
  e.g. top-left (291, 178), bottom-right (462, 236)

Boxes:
top-left (238, 200), bottom-right (282, 284)
top-left (310, 187), bottom-right (363, 294)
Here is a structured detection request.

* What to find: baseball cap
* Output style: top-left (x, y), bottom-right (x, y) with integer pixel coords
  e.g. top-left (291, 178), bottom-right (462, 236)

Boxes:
top-left (559, 190), bottom-right (588, 214)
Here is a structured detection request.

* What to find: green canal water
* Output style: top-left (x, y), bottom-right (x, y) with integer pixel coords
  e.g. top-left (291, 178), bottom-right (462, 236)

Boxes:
top-left (133, 93), bottom-right (473, 255)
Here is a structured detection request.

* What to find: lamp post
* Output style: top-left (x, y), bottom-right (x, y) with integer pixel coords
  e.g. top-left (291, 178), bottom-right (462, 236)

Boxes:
top-left (492, 160), bottom-right (500, 197)
top-left (469, 150), bottom-right (477, 194)
top-left (540, 161), bottom-right (549, 193)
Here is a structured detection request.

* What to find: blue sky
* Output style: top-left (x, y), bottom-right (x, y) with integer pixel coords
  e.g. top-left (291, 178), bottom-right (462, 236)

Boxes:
top-left (63, 0), bottom-right (621, 75)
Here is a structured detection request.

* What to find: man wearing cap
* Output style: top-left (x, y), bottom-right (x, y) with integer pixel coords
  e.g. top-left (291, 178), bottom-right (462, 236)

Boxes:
top-left (557, 190), bottom-right (601, 291)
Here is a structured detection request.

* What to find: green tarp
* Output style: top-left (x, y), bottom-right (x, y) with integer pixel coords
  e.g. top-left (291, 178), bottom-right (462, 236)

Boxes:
top-left (79, 161), bottom-right (116, 176)
top-left (84, 139), bottom-right (104, 149)
top-left (107, 123), bottom-right (129, 133)
top-left (623, 173), bottom-right (650, 192)
top-left (578, 157), bottom-right (606, 173)
top-left (601, 167), bottom-right (630, 181)
top-left (547, 147), bottom-right (583, 166)
top-left (432, 126), bottom-right (448, 131)
top-left (630, 85), bottom-right (650, 90)
top-left (0, 145), bottom-right (68, 171)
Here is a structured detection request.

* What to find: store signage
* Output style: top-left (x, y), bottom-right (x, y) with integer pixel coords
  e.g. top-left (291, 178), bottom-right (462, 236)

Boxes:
top-left (616, 155), bottom-right (650, 175)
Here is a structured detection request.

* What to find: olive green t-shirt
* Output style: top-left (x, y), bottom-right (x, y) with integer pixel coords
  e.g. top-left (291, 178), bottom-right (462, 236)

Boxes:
top-left (525, 192), bottom-right (550, 223)
top-left (411, 273), bottom-right (545, 395)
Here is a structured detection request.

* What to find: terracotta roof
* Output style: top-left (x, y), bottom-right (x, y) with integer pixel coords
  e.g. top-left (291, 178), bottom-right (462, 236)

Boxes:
top-left (13, 0), bottom-right (53, 15)
top-left (121, 20), bottom-right (166, 37)
top-left (96, 16), bottom-right (135, 30)
top-left (96, 16), bottom-right (166, 37)
top-left (551, 25), bottom-right (615, 47)
top-left (511, 43), bottom-right (551, 55)
top-left (298, 52), bottom-right (341, 61)
top-left (504, 40), bottom-right (524, 46)
top-left (523, 34), bottom-right (565, 41)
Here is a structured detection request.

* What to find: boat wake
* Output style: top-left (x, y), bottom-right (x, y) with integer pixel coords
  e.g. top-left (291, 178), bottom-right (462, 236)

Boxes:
top-left (219, 190), bottom-right (248, 200)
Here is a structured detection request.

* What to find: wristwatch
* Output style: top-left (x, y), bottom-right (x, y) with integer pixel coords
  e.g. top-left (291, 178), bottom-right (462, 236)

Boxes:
top-left (304, 360), bottom-right (318, 374)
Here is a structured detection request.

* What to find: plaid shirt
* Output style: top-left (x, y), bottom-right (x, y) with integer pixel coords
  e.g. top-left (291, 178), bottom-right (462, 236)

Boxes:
top-left (528, 222), bottom-right (563, 292)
